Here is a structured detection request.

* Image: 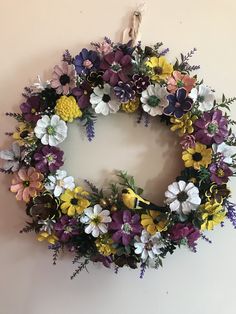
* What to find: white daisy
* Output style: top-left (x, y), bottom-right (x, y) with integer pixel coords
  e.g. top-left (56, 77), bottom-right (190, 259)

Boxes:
top-left (45, 170), bottom-right (75, 197)
top-left (141, 84), bottom-right (168, 116)
top-left (34, 115), bottom-right (68, 146)
top-left (189, 84), bottom-right (215, 112)
top-left (80, 204), bottom-right (112, 238)
top-left (90, 83), bottom-right (120, 115)
top-left (165, 180), bottom-right (201, 220)
top-left (0, 142), bottom-right (21, 172)
top-left (134, 230), bottom-right (163, 263)
top-left (212, 142), bottom-right (235, 164)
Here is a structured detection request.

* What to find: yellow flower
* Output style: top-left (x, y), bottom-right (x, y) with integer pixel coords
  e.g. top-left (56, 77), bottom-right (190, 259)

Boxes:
top-left (199, 201), bottom-right (226, 231)
top-left (170, 113), bottom-right (198, 137)
top-left (182, 142), bottom-right (212, 170)
top-left (95, 235), bottom-right (116, 256)
top-left (145, 56), bottom-right (173, 82)
top-left (121, 98), bottom-right (140, 113)
top-left (141, 210), bottom-right (169, 235)
top-left (55, 96), bottom-right (82, 122)
top-left (60, 187), bottom-right (90, 216)
top-left (37, 232), bottom-right (58, 244)
top-left (13, 122), bottom-right (34, 146)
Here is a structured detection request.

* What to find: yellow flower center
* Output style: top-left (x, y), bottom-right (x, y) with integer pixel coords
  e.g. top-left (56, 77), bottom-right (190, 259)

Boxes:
top-left (217, 169), bottom-right (225, 177)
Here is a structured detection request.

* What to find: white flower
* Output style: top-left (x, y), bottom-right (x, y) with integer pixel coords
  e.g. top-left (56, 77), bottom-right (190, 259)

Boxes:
top-left (34, 115), bottom-right (68, 146)
top-left (80, 204), bottom-right (112, 238)
top-left (134, 230), bottom-right (163, 263)
top-left (141, 84), bottom-right (168, 116)
top-left (0, 142), bottom-right (21, 172)
top-left (90, 83), bottom-right (120, 115)
top-left (165, 180), bottom-right (201, 219)
top-left (189, 84), bottom-right (215, 112)
top-left (212, 142), bottom-right (235, 164)
top-left (45, 170), bottom-right (75, 197)
top-left (31, 75), bottom-right (51, 92)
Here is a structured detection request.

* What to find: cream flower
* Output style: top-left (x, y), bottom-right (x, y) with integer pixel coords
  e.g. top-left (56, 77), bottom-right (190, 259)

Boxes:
top-left (134, 230), bottom-right (164, 263)
top-left (90, 83), bottom-right (120, 115)
top-left (80, 204), bottom-right (112, 238)
top-left (189, 84), bottom-right (215, 112)
top-left (165, 180), bottom-right (201, 220)
top-left (34, 115), bottom-right (68, 146)
top-left (212, 142), bottom-right (235, 164)
top-left (45, 170), bottom-right (75, 197)
top-left (141, 84), bottom-right (168, 116)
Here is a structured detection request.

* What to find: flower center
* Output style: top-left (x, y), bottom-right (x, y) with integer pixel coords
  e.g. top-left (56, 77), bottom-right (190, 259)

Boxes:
top-left (31, 108), bottom-right (36, 113)
top-left (147, 95), bottom-right (160, 107)
top-left (154, 66), bottom-right (163, 75)
top-left (59, 74), bottom-right (70, 86)
top-left (47, 126), bottom-right (56, 135)
top-left (20, 130), bottom-right (29, 138)
top-left (23, 180), bottom-right (30, 187)
top-left (83, 59), bottom-right (93, 69)
top-left (122, 223), bottom-right (132, 234)
top-left (45, 153), bottom-right (55, 164)
top-left (177, 191), bottom-right (188, 202)
top-left (192, 152), bottom-right (202, 161)
top-left (91, 215), bottom-right (102, 225)
top-left (64, 226), bottom-right (73, 234)
top-left (177, 80), bottom-right (184, 88)
top-left (217, 169), bottom-right (225, 177)
top-left (175, 102), bottom-right (181, 108)
top-left (198, 95), bottom-right (205, 102)
top-left (208, 214), bottom-right (214, 221)
top-left (102, 94), bottom-right (111, 103)
top-left (70, 198), bottom-right (78, 205)
top-left (57, 179), bottom-right (65, 187)
top-left (144, 240), bottom-right (153, 251)
top-left (110, 62), bottom-right (121, 73)
top-left (207, 123), bottom-right (218, 135)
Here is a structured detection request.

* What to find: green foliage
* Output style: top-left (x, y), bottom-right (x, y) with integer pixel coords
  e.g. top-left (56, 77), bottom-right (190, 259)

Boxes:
top-left (117, 170), bottom-right (143, 194)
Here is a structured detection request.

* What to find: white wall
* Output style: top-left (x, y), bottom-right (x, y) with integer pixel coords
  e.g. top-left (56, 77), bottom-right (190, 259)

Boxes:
top-left (0, 1), bottom-right (236, 314)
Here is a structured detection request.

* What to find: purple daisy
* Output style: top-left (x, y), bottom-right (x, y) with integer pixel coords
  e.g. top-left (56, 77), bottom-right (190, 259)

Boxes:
top-left (168, 222), bottom-right (200, 248)
top-left (194, 109), bottom-right (228, 145)
top-left (209, 161), bottom-right (233, 185)
top-left (164, 87), bottom-right (193, 118)
top-left (51, 61), bottom-right (76, 95)
top-left (114, 81), bottom-right (135, 102)
top-left (71, 82), bottom-right (92, 109)
top-left (33, 145), bottom-right (64, 173)
top-left (20, 96), bottom-right (41, 123)
top-left (109, 210), bottom-right (142, 246)
top-left (100, 50), bottom-right (132, 86)
top-left (74, 48), bottom-right (100, 75)
top-left (54, 216), bottom-right (79, 242)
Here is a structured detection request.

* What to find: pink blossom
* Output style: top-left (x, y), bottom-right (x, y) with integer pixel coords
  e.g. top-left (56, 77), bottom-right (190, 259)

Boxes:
top-left (167, 71), bottom-right (196, 94)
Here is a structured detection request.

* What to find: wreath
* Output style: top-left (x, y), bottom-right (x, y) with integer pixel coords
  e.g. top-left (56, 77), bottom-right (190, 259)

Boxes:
top-left (1, 23), bottom-right (236, 278)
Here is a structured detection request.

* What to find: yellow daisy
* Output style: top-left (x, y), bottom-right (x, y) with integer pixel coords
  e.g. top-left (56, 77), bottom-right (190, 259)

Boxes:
top-left (145, 56), bottom-right (173, 82)
top-left (182, 142), bottom-right (212, 170)
top-left (37, 232), bottom-right (58, 244)
top-left (170, 113), bottom-right (198, 137)
top-left (60, 186), bottom-right (90, 216)
top-left (199, 201), bottom-right (226, 231)
top-left (121, 98), bottom-right (140, 113)
top-left (13, 122), bottom-right (34, 146)
top-left (141, 210), bottom-right (169, 235)
top-left (95, 235), bottom-right (116, 256)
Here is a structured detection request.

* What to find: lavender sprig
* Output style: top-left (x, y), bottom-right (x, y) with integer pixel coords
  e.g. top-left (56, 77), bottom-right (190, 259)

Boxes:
top-left (139, 263), bottom-right (146, 279)
top-left (201, 234), bottom-right (212, 244)
top-left (86, 119), bottom-right (95, 141)
top-left (181, 48), bottom-right (197, 63)
top-left (159, 48), bottom-right (170, 56)
top-left (225, 201), bottom-right (236, 229)
top-left (62, 49), bottom-right (73, 64)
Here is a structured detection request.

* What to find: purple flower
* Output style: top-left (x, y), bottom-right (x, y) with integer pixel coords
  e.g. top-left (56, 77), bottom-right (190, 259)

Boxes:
top-left (194, 109), bottom-right (228, 145)
top-left (109, 210), bottom-right (142, 246)
top-left (132, 74), bottom-right (150, 94)
top-left (33, 146), bottom-right (64, 173)
top-left (209, 161), bottom-right (233, 185)
top-left (164, 88), bottom-right (193, 118)
top-left (20, 96), bottom-right (41, 123)
top-left (74, 48), bottom-right (100, 75)
top-left (169, 223), bottom-right (200, 248)
top-left (72, 82), bottom-right (92, 109)
top-left (100, 50), bottom-right (132, 86)
top-left (180, 134), bottom-right (196, 150)
top-left (54, 216), bottom-right (79, 242)
top-left (114, 81), bottom-right (135, 102)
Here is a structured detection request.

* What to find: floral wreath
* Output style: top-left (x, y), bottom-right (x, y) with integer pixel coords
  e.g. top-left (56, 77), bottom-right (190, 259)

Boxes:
top-left (1, 33), bottom-right (236, 279)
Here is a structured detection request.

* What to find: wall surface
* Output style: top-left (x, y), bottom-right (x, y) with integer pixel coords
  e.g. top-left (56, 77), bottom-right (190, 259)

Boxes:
top-left (1, 1), bottom-right (236, 314)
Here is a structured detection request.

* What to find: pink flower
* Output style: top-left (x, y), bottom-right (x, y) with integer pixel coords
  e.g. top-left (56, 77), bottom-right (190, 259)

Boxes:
top-left (180, 134), bottom-right (196, 150)
top-left (96, 41), bottom-right (113, 55)
top-left (51, 62), bottom-right (76, 95)
top-left (10, 167), bottom-right (44, 203)
top-left (167, 71), bottom-right (196, 94)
